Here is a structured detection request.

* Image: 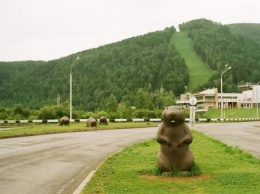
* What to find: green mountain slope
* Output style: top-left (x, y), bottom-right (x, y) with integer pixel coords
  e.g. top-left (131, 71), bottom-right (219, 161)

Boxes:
top-left (172, 31), bottom-right (214, 92)
top-left (0, 27), bottom-right (189, 110)
top-left (228, 23), bottom-right (260, 46)
top-left (1, 19), bottom-right (259, 112)
top-left (180, 19), bottom-right (260, 92)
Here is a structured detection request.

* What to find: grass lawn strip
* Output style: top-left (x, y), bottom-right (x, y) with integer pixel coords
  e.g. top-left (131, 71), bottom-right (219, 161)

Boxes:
top-left (83, 131), bottom-right (260, 194)
top-left (0, 122), bottom-right (157, 139)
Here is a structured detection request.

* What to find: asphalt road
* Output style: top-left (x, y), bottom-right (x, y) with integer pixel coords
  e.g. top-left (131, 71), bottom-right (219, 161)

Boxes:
top-left (0, 127), bottom-right (158, 194)
top-left (0, 122), bottom-right (259, 194)
top-left (194, 121), bottom-right (260, 158)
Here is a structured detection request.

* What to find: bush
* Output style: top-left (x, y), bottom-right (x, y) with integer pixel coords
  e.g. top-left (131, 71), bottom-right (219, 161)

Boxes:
top-left (84, 112), bottom-right (97, 119)
top-left (38, 106), bottom-right (57, 119)
top-left (0, 112), bottom-right (7, 120)
top-left (133, 109), bottom-right (162, 118)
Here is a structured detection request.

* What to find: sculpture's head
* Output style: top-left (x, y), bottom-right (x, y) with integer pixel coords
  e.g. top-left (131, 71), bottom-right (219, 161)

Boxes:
top-left (162, 106), bottom-right (185, 124)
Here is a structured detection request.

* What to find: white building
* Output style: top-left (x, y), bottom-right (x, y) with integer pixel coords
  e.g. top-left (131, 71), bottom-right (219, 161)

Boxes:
top-left (176, 84), bottom-right (260, 110)
top-left (242, 85), bottom-right (260, 108)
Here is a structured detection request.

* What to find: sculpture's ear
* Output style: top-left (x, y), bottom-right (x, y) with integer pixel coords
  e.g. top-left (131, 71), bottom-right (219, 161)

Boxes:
top-left (161, 115), bottom-right (166, 122)
top-left (161, 108), bottom-right (167, 120)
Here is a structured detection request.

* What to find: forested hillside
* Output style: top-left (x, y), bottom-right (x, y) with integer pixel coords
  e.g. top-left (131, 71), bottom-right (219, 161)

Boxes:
top-left (179, 19), bottom-right (260, 92)
top-left (228, 23), bottom-right (260, 46)
top-left (0, 27), bottom-right (189, 111)
top-left (1, 19), bottom-right (260, 114)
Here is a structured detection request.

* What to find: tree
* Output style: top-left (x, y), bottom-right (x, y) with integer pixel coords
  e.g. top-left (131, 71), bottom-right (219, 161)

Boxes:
top-left (117, 101), bottom-right (132, 118)
top-left (134, 88), bottom-right (154, 109)
top-left (105, 94), bottom-right (117, 113)
top-left (13, 104), bottom-right (30, 119)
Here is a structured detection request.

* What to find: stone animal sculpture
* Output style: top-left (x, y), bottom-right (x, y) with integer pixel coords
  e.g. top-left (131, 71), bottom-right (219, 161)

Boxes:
top-left (59, 116), bottom-right (70, 126)
top-left (156, 106), bottom-right (194, 172)
top-left (87, 117), bottom-right (97, 127)
top-left (99, 116), bottom-right (108, 125)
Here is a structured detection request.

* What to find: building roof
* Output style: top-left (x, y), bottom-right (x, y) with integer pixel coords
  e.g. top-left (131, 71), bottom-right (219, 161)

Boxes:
top-left (198, 88), bottom-right (216, 95)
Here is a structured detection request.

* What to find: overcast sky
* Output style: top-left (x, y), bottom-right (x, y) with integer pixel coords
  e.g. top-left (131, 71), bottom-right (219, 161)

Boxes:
top-left (0, 0), bottom-right (259, 62)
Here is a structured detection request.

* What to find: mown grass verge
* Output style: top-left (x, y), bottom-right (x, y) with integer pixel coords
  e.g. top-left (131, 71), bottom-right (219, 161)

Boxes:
top-left (83, 131), bottom-right (260, 194)
top-left (200, 108), bottom-right (259, 119)
top-left (0, 122), bottom-right (157, 139)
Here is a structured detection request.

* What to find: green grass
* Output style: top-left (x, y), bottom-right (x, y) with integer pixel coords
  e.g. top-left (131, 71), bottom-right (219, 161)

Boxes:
top-left (199, 108), bottom-right (259, 119)
top-left (83, 131), bottom-right (260, 194)
top-left (172, 32), bottom-right (214, 92)
top-left (0, 122), bottom-right (157, 139)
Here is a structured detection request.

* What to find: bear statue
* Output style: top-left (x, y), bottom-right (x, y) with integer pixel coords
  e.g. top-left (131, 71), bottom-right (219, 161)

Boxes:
top-left (86, 117), bottom-right (97, 127)
top-left (59, 116), bottom-right (70, 126)
top-left (99, 116), bottom-right (108, 125)
top-left (156, 106), bottom-right (194, 172)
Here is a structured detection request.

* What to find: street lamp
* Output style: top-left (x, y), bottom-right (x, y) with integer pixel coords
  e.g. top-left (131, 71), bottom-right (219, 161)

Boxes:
top-left (70, 57), bottom-right (80, 121)
top-left (221, 66), bottom-right (231, 121)
top-left (257, 83), bottom-right (260, 119)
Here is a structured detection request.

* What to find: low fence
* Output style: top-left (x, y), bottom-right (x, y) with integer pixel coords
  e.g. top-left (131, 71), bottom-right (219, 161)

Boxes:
top-left (0, 117), bottom-right (259, 126)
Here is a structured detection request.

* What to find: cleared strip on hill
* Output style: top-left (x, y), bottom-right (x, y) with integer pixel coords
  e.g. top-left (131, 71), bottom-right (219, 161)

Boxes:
top-left (172, 31), bottom-right (214, 92)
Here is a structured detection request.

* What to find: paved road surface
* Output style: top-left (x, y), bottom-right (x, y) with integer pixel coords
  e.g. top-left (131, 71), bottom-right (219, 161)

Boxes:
top-left (0, 127), bottom-right (157, 194)
top-left (194, 121), bottom-right (260, 158)
top-left (0, 122), bottom-right (259, 194)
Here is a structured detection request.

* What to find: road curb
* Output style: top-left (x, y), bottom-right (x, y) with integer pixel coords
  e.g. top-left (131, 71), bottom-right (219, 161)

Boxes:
top-left (73, 170), bottom-right (96, 194)
top-left (72, 147), bottom-right (127, 194)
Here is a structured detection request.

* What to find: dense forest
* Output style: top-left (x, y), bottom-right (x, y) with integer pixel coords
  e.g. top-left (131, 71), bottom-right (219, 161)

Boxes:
top-left (0, 27), bottom-right (188, 111)
top-left (228, 23), bottom-right (260, 46)
top-left (179, 19), bottom-right (260, 92)
top-left (0, 19), bottom-right (260, 119)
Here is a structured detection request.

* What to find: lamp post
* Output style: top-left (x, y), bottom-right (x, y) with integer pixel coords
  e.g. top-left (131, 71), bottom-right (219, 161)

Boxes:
top-left (221, 66), bottom-right (231, 121)
top-left (257, 83), bottom-right (259, 119)
top-left (70, 57), bottom-right (80, 121)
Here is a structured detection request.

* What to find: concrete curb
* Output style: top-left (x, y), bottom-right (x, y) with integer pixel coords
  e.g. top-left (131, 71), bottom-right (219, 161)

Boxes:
top-left (73, 147), bottom-right (126, 194)
top-left (73, 170), bottom-right (96, 194)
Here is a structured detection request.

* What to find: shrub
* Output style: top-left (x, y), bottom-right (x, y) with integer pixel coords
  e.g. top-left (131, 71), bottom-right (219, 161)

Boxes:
top-left (38, 106), bottom-right (57, 119)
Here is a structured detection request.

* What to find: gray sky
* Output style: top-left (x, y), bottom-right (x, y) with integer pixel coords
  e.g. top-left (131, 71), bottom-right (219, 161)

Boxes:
top-left (0, 0), bottom-right (259, 62)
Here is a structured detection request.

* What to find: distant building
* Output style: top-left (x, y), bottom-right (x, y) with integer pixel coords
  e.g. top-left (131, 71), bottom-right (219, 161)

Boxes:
top-left (217, 92), bottom-right (243, 109)
top-left (237, 82), bottom-right (254, 92)
top-left (176, 84), bottom-right (260, 110)
top-left (195, 88), bottom-right (218, 110)
top-left (242, 85), bottom-right (260, 108)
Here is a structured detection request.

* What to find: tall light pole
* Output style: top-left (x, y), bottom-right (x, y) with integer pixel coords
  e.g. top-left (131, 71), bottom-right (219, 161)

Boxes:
top-left (70, 57), bottom-right (80, 121)
top-left (221, 66), bottom-right (231, 121)
top-left (257, 83), bottom-right (259, 119)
